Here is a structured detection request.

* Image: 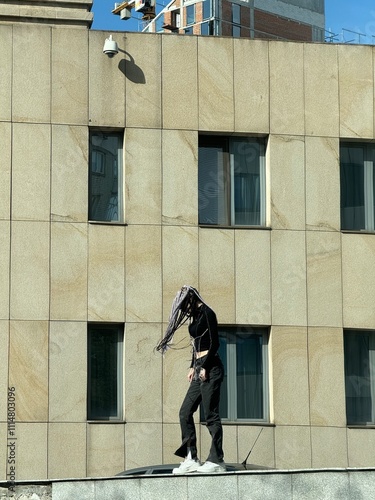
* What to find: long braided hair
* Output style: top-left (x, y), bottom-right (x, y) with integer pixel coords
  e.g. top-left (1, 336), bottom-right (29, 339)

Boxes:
top-left (155, 285), bottom-right (207, 355)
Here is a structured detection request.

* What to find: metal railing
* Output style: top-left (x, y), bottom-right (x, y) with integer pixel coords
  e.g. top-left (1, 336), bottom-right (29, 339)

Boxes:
top-left (325, 28), bottom-right (375, 45)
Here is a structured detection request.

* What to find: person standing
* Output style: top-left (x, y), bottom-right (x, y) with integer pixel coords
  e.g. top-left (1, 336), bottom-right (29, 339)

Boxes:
top-left (156, 285), bottom-right (225, 474)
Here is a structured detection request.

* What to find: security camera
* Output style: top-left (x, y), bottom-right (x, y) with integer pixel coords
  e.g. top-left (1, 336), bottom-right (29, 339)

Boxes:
top-left (103, 35), bottom-right (118, 58)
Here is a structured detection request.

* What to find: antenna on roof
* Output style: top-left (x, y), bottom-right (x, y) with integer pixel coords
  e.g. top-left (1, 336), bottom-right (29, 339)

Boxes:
top-left (241, 427), bottom-right (263, 469)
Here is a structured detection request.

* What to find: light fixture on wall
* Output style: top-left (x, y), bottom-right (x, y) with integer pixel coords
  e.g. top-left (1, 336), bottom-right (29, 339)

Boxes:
top-left (103, 35), bottom-right (119, 58)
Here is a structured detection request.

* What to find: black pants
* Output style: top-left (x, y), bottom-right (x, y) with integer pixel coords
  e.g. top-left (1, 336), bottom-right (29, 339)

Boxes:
top-left (175, 355), bottom-right (224, 464)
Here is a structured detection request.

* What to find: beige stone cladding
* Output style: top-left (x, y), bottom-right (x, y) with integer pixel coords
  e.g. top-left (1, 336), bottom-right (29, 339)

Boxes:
top-left (2, 23), bottom-right (375, 479)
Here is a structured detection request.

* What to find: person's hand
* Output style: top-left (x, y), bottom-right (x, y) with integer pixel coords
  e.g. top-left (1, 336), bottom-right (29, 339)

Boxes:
top-left (199, 368), bottom-right (206, 381)
top-left (187, 368), bottom-right (194, 382)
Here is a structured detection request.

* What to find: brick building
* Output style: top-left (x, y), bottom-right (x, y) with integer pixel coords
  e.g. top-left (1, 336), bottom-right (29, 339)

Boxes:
top-left (144, 0), bottom-right (325, 41)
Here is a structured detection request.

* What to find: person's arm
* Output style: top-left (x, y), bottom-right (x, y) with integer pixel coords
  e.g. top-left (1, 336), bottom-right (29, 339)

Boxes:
top-left (200, 306), bottom-right (219, 371)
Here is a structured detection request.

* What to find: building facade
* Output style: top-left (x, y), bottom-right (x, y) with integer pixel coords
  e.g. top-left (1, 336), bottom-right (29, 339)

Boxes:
top-left (1, 0), bottom-right (375, 482)
top-left (144, 0), bottom-right (325, 41)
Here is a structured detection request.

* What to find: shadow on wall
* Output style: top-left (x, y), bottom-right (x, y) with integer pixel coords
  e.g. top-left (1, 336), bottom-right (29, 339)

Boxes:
top-left (119, 51), bottom-right (146, 84)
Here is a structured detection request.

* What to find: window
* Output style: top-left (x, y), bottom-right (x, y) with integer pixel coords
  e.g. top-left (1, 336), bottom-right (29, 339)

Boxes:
top-left (198, 135), bottom-right (266, 226)
top-left (218, 327), bottom-right (269, 422)
top-left (232, 24), bottom-right (241, 38)
top-left (171, 9), bottom-right (181, 28)
top-left (344, 329), bottom-right (375, 425)
top-left (200, 20), bottom-right (213, 35)
top-left (89, 131), bottom-right (123, 222)
top-left (87, 324), bottom-right (123, 420)
top-left (232, 3), bottom-right (241, 37)
top-left (202, 0), bottom-right (211, 20)
top-left (340, 142), bottom-right (375, 231)
top-left (186, 4), bottom-right (195, 25)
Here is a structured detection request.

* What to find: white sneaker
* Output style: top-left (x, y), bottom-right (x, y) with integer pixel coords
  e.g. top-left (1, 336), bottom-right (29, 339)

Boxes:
top-left (196, 461), bottom-right (226, 473)
top-left (172, 458), bottom-right (201, 474)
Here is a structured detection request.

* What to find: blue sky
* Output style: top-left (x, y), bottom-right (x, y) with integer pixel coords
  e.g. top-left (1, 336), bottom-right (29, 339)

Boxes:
top-left (91, 0), bottom-right (140, 31)
top-left (91, 0), bottom-right (375, 44)
top-left (326, 0), bottom-right (375, 43)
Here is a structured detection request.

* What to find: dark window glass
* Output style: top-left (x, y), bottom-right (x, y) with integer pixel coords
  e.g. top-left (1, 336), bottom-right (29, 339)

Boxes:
top-left (186, 4), bottom-right (195, 25)
top-left (203, 0), bottom-right (211, 20)
top-left (344, 330), bottom-right (375, 425)
top-left (87, 324), bottom-right (123, 420)
top-left (218, 328), bottom-right (268, 421)
top-left (198, 136), bottom-right (266, 226)
top-left (200, 21), bottom-right (212, 35)
top-left (236, 333), bottom-right (264, 419)
top-left (340, 142), bottom-right (375, 231)
top-left (89, 131), bottom-right (122, 222)
top-left (233, 25), bottom-right (241, 37)
top-left (218, 336), bottom-right (228, 418)
top-left (232, 3), bottom-right (241, 37)
top-left (232, 3), bottom-right (240, 24)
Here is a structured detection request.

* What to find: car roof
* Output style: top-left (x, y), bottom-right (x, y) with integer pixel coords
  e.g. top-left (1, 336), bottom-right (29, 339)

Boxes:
top-left (116, 463), bottom-right (273, 476)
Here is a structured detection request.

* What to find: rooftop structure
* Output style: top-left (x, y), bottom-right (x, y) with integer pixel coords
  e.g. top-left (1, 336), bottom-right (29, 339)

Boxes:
top-left (0, 0), bottom-right (93, 28)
